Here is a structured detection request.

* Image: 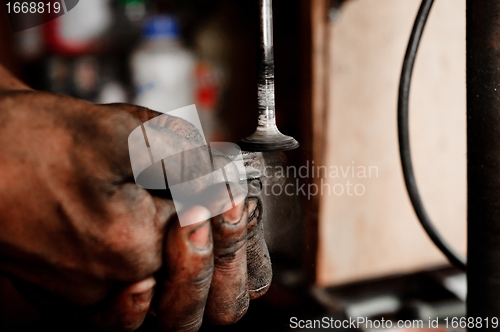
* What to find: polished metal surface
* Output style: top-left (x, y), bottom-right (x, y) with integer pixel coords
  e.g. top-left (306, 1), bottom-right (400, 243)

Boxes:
top-left (239, 0), bottom-right (299, 152)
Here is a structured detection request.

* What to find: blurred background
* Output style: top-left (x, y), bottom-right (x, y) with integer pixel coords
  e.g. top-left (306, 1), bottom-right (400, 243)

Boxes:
top-left (0, 0), bottom-right (467, 331)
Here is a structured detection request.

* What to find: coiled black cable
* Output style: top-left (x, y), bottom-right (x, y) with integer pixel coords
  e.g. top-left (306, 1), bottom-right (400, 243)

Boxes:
top-left (397, 0), bottom-right (467, 271)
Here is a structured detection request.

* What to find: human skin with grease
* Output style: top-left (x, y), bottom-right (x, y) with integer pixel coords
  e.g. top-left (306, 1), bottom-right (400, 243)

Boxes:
top-left (0, 65), bottom-right (271, 331)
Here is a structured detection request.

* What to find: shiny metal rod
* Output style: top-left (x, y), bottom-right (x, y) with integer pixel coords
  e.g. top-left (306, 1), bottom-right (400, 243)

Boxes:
top-left (239, 0), bottom-right (299, 152)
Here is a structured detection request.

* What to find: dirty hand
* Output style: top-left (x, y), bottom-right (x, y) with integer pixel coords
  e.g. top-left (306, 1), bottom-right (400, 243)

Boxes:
top-left (0, 68), bottom-right (271, 331)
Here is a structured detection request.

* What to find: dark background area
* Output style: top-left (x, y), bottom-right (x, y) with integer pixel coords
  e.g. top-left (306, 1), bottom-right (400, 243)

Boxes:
top-left (0, 0), bottom-right (317, 330)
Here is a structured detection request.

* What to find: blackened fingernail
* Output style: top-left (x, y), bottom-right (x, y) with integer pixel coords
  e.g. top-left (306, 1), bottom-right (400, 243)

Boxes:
top-left (189, 222), bottom-right (211, 249)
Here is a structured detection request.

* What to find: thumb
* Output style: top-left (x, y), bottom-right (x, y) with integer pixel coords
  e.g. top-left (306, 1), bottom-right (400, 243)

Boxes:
top-left (94, 277), bottom-right (156, 332)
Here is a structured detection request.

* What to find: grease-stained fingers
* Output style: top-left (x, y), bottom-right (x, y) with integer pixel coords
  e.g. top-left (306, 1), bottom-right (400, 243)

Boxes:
top-left (204, 200), bottom-right (249, 325)
top-left (245, 198), bottom-right (272, 299)
top-left (155, 206), bottom-right (214, 332)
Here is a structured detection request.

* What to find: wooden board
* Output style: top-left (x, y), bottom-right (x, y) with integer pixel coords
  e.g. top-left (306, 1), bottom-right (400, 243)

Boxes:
top-left (315, 0), bottom-right (466, 286)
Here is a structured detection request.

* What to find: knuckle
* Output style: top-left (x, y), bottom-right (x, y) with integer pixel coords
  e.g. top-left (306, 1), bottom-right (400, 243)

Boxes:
top-left (175, 318), bottom-right (204, 332)
top-left (164, 116), bottom-right (205, 144)
top-left (97, 108), bottom-right (143, 143)
top-left (101, 224), bottom-right (162, 281)
top-left (192, 262), bottom-right (214, 287)
top-left (213, 236), bottom-right (247, 264)
top-left (208, 294), bottom-right (250, 325)
top-left (215, 248), bottom-right (246, 268)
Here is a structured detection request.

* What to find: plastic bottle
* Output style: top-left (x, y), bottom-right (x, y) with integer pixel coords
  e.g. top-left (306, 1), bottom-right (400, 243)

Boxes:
top-left (131, 15), bottom-right (195, 114)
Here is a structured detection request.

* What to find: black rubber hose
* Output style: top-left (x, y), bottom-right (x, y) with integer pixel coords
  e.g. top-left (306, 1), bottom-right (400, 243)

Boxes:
top-left (397, 0), bottom-right (467, 271)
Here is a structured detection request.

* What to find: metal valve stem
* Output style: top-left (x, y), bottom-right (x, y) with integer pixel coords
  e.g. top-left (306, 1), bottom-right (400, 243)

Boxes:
top-left (239, 0), bottom-right (299, 152)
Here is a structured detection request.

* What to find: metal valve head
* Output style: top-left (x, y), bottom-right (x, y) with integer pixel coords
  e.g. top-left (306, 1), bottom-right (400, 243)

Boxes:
top-left (239, 128), bottom-right (299, 152)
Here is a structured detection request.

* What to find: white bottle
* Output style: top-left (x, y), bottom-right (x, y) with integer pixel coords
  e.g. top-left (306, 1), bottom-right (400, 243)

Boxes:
top-left (131, 16), bottom-right (195, 114)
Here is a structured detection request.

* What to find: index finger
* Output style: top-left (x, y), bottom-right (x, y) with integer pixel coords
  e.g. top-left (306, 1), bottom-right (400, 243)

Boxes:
top-left (101, 103), bottom-right (205, 145)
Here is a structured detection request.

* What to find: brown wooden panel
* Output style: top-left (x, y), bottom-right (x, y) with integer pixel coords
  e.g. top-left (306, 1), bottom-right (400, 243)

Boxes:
top-left (315, 0), bottom-right (466, 286)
